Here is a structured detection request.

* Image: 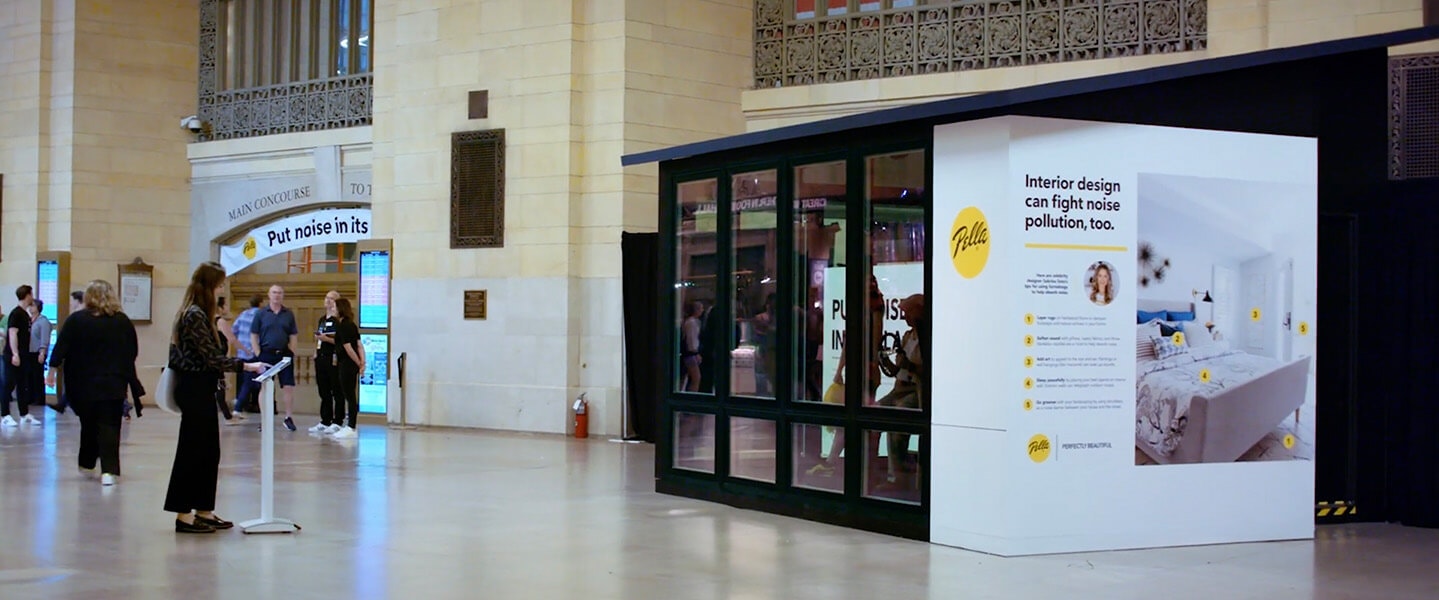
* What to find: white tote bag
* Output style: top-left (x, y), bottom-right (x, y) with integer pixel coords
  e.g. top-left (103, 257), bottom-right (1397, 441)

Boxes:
top-left (154, 354), bottom-right (181, 415)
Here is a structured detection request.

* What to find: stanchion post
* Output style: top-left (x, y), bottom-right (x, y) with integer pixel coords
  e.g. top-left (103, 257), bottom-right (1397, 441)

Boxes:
top-left (240, 357), bottom-right (299, 534)
top-left (391, 352), bottom-right (415, 430)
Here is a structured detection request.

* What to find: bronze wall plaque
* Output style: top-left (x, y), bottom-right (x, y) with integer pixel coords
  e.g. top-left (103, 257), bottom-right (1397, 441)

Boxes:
top-left (464, 290), bottom-right (487, 320)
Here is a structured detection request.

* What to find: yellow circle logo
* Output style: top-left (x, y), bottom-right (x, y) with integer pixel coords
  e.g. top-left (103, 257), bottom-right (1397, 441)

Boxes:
top-left (1251, 308), bottom-right (1262, 322)
top-left (1298, 321), bottom-right (1310, 336)
top-left (1027, 434), bottom-right (1051, 463)
top-left (242, 236), bottom-right (258, 260)
top-left (949, 206), bottom-right (990, 279)
top-left (1023, 377), bottom-right (1034, 390)
top-left (1023, 334), bottom-right (1035, 347)
top-left (1199, 368), bottom-right (1211, 384)
top-left (1283, 434), bottom-right (1296, 449)
top-left (1024, 356), bottom-right (1035, 368)
top-left (1024, 313), bottom-right (1035, 326)
top-left (1172, 331), bottom-right (1185, 346)
top-left (1023, 399), bottom-right (1033, 411)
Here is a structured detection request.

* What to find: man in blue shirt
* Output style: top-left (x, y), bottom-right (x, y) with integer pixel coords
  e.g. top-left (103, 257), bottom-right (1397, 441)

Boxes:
top-left (249, 285), bottom-right (298, 431)
top-left (230, 294), bottom-right (264, 414)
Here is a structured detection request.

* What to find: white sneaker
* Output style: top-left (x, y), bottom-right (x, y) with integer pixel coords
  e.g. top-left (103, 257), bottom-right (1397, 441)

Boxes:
top-left (21, 415), bottom-right (41, 426)
top-left (325, 424), bottom-right (343, 435)
top-left (332, 426), bottom-right (357, 439)
top-left (1, 415), bottom-right (16, 427)
top-left (100, 473), bottom-right (117, 486)
top-left (308, 422), bottom-right (328, 433)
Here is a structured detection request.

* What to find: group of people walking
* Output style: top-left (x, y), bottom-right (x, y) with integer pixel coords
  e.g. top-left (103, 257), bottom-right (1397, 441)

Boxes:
top-left (24, 260), bottom-right (367, 534)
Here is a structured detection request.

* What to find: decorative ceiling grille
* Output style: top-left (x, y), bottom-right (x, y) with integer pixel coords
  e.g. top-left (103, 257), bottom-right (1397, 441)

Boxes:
top-left (755, 0), bottom-right (1208, 88)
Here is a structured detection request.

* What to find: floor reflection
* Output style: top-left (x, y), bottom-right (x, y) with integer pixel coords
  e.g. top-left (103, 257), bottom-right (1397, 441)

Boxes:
top-left (0, 413), bottom-right (1435, 599)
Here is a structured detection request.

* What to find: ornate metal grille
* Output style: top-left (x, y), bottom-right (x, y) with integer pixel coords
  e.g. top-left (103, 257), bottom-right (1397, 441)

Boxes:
top-left (451, 130), bottom-right (507, 249)
top-left (755, 0), bottom-right (1208, 88)
top-left (1390, 53), bottom-right (1439, 180)
top-left (197, 0), bottom-right (373, 141)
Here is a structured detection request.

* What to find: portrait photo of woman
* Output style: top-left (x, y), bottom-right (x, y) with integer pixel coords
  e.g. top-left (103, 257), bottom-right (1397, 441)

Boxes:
top-left (1087, 261), bottom-right (1117, 306)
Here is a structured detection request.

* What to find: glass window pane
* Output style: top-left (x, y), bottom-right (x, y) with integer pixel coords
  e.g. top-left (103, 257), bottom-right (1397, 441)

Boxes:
top-left (674, 412), bottom-right (716, 473)
top-left (359, 0), bottom-right (371, 72)
top-left (676, 179), bottom-right (719, 395)
top-left (863, 429), bottom-right (921, 504)
top-left (730, 170), bottom-right (778, 400)
top-left (863, 150), bottom-right (926, 411)
top-left (729, 417), bottom-right (777, 483)
top-left (794, 161), bottom-right (846, 403)
top-left (793, 422), bottom-right (844, 493)
top-left (795, 0), bottom-right (816, 19)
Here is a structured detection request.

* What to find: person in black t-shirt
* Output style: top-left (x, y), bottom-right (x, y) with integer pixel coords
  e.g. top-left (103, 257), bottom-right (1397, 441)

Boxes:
top-left (330, 297), bottom-right (364, 439)
top-left (1, 285), bottom-right (36, 427)
top-left (309, 290), bottom-right (341, 434)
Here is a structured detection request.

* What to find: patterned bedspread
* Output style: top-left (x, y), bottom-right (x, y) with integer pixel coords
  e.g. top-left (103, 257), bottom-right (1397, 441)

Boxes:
top-left (1135, 346), bottom-right (1283, 457)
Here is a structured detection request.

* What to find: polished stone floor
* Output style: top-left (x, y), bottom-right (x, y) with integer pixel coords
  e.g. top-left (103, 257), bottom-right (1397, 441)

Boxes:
top-left (0, 410), bottom-right (1436, 600)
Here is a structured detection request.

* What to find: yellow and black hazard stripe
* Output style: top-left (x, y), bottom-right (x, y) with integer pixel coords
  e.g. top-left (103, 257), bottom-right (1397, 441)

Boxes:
top-left (1316, 501), bottom-right (1356, 518)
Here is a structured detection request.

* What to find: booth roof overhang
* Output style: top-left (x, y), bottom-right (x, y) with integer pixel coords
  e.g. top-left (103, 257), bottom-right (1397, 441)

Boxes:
top-left (620, 25), bottom-right (1439, 169)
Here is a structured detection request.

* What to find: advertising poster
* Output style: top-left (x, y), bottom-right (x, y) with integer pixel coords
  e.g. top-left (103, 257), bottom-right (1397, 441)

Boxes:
top-left (38, 260), bottom-right (59, 396)
top-left (930, 116), bottom-right (1317, 556)
top-left (358, 333), bottom-right (388, 413)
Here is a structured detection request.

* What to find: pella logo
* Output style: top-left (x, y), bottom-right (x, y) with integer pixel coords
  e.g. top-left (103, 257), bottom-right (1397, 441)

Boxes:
top-left (949, 206), bottom-right (990, 279)
top-left (1027, 433), bottom-right (1051, 463)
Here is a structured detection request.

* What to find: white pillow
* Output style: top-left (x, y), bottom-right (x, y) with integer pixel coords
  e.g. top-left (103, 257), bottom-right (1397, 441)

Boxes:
top-left (1182, 321), bottom-right (1213, 349)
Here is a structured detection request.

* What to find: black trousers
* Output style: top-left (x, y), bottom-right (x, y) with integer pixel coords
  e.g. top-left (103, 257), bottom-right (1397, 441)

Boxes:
top-left (25, 352), bottom-right (44, 406)
top-left (1, 354), bottom-right (31, 417)
top-left (74, 394), bottom-right (124, 475)
top-left (164, 371), bottom-right (221, 514)
top-left (337, 363), bottom-right (359, 428)
top-left (315, 352), bottom-right (338, 425)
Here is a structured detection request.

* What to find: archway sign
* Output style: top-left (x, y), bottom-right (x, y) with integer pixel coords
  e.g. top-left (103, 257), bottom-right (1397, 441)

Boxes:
top-left (220, 208), bottom-right (372, 273)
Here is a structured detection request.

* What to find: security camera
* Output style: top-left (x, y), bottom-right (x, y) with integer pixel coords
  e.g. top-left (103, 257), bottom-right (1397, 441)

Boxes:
top-left (180, 115), bottom-right (203, 132)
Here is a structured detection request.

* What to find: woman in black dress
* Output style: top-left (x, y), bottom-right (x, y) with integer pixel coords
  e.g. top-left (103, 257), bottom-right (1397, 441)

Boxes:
top-left (164, 262), bottom-right (269, 533)
top-left (45, 280), bottom-right (140, 486)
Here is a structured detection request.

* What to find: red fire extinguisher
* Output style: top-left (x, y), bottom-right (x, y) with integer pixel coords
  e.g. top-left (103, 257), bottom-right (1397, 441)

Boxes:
top-left (572, 393), bottom-right (589, 439)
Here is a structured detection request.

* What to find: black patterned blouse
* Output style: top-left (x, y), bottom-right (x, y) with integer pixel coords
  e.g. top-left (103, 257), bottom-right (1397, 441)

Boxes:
top-left (169, 305), bottom-right (245, 375)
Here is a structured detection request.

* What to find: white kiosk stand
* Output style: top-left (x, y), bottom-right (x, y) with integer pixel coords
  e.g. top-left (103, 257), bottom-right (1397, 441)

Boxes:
top-left (239, 357), bottom-right (301, 534)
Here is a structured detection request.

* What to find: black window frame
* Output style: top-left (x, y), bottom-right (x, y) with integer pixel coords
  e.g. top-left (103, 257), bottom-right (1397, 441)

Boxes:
top-left (656, 125), bottom-right (935, 540)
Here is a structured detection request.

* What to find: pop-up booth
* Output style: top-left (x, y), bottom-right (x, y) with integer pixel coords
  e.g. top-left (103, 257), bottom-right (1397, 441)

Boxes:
top-left (622, 27), bottom-right (1439, 554)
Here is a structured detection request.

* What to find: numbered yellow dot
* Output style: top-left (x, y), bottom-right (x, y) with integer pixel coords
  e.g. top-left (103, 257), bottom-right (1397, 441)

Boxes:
top-left (1024, 313), bottom-right (1036, 326)
top-left (1023, 398), bottom-right (1034, 411)
top-left (1298, 321), bottom-right (1310, 336)
top-left (1023, 377), bottom-right (1034, 390)
top-left (1172, 332), bottom-right (1185, 346)
top-left (1024, 356), bottom-right (1035, 368)
top-left (1199, 368), bottom-right (1211, 384)
top-left (1024, 334), bottom-right (1035, 347)
top-left (1251, 308), bottom-right (1262, 322)
top-left (1283, 434), bottom-right (1296, 449)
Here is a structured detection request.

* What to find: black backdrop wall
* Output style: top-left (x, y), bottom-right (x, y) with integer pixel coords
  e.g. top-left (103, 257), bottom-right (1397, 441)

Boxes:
top-left (1368, 182), bottom-right (1439, 527)
top-left (621, 232), bottom-right (660, 442)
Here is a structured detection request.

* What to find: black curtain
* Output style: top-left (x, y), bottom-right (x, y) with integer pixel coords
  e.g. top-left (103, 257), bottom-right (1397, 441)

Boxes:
top-left (621, 232), bottom-right (660, 443)
top-left (1370, 182), bottom-right (1439, 527)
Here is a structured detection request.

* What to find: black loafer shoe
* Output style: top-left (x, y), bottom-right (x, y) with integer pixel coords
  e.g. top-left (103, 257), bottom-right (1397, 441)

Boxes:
top-left (194, 514), bottom-right (234, 530)
top-left (176, 519), bottom-right (216, 534)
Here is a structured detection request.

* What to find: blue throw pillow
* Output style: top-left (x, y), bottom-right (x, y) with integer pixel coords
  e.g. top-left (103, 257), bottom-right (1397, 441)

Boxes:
top-left (1167, 310), bottom-right (1196, 321)
top-left (1138, 310), bottom-right (1166, 323)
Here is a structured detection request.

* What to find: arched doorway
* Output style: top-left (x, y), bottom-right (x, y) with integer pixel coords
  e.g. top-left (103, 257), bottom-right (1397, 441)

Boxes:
top-left (226, 244), bottom-right (358, 415)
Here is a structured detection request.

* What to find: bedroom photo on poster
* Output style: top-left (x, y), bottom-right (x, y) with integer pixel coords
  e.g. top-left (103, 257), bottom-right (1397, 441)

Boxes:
top-left (1132, 173), bottom-right (1316, 466)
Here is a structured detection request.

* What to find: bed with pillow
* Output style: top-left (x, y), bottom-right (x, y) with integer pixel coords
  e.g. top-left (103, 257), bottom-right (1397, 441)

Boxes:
top-left (1133, 300), bottom-right (1311, 465)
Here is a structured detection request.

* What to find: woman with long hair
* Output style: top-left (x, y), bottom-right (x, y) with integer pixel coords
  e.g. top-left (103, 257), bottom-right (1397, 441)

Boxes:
top-left (329, 297), bottom-right (363, 439)
top-left (1089, 262), bottom-right (1115, 306)
top-left (164, 262), bottom-right (269, 533)
top-left (45, 280), bottom-right (140, 486)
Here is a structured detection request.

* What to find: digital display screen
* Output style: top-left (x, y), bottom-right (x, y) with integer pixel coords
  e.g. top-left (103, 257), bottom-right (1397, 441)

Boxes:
top-left (358, 250), bottom-right (390, 329)
top-left (38, 260), bottom-right (59, 396)
top-left (358, 333), bottom-right (388, 414)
